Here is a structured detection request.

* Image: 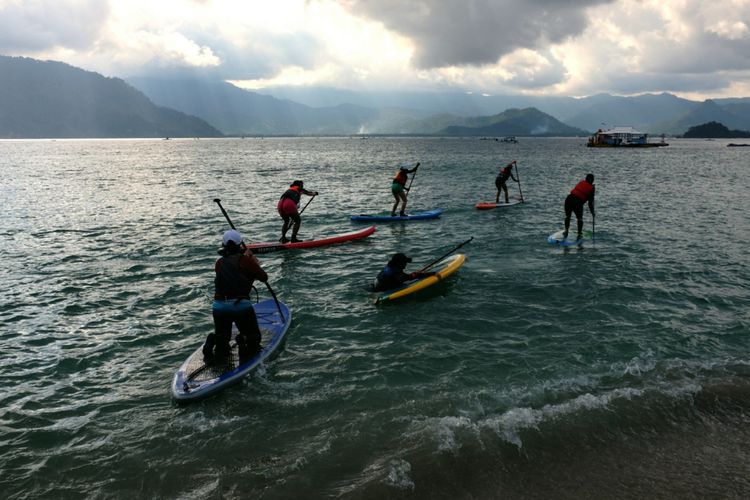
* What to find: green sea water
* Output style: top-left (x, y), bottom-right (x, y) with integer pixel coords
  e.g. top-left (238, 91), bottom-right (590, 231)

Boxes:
top-left (1, 137), bottom-right (749, 499)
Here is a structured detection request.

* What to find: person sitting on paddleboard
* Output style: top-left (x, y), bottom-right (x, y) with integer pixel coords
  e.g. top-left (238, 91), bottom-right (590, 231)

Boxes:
top-left (204, 229), bottom-right (268, 363)
top-left (495, 160), bottom-right (518, 203)
top-left (372, 252), bottom-right (434, 292)
top-left (563, 173), bottom-right (596, 240)
top-left (391, 163), bottom-right (419, 217)
top-left (277, 180), bottom-right (318, 243)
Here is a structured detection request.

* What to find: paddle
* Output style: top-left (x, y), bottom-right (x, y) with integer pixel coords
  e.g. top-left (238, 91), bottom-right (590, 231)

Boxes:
top-left (513, 160), bottom-right (524, 203)
top-left (592, 214), bottom-right (596, 245)
top-left (416, 237), bottom-right (474, 274)
top-left (213, 198), bottom-right (285, 322)
top-left (405, 162), bottom-right (420, 192)
top-left (213, 198), bottom-right (237, 230)
top-left (298, 194), bottom-right (316, 215)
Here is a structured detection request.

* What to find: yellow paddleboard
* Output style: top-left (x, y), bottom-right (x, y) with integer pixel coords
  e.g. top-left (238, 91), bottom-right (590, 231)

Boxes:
top-left (376, 254), bottom-right (465, 303)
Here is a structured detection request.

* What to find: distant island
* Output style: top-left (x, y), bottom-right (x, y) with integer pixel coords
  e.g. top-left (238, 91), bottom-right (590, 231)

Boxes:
top-left (0, 56), bottom-right (222, 138)
top-left (682, 121), bottom-right (750, 138)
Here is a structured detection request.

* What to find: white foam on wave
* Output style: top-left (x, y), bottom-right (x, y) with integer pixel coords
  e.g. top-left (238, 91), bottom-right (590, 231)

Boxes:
top-left (404, 415), bottom-right (480, 453)
top-left (386, 458), bottom-right (415, 490)
top-left (180, 478), bottom-right (220, 500)
top-left (481, 387), bottom-right (644, 448)
top-left (179, 410), bottom-right (246, 431)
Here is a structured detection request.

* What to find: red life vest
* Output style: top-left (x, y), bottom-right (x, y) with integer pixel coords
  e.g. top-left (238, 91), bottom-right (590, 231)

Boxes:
top-left (393, 169), bottom-right (408, 186)
top-left (570, 180), bottom-right (594, 201)
top-left (499, 166), bottom-right (513, 180)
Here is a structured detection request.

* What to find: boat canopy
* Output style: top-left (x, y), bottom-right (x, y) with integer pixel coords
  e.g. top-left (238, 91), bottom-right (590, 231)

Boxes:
top-left (603, 126), bottom-right (646, 135)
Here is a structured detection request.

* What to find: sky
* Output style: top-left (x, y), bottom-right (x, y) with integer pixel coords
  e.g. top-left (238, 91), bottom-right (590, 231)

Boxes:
top-left (1, 0), bottom-right (750, 99)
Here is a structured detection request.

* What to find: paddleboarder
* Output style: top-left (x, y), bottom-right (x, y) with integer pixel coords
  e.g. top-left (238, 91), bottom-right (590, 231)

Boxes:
top-left (391, 163), bottom-right (419, 216)
top-left (203, 229), bottom-right (268, 363)
top-left (495, 160), bottom-right (518, 203)
top-left (372, 252), bottom-right (434, 292)
top-left (563, 173), bottom-right (596, 240)
top-left (278, 180), bottom-right (318, 243)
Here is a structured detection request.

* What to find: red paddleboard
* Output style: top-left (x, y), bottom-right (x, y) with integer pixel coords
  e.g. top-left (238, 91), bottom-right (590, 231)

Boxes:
top-left (246, 226), bottom-right (376, 253)
top-left (475, 199), bottom-right (523, 210)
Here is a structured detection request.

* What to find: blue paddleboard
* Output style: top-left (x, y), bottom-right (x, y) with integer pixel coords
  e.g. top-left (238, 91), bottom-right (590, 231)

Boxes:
top-left (171, 299), bottom-right (292, 402)
top-left (351, 208), bottom-right (443, 222)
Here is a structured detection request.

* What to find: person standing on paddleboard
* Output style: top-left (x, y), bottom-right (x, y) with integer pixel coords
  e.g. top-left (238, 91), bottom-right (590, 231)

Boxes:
top-left (372, 252), bottom-right (434, 292)
top-left (391, 163), bottom-right (419, 217)
top-left (495, 160), bottom-right (518, 203)
top-left (277, 180), bottom-right (318, 243)
top-left (563, 173), bottom-right (596, 240)
top-left (204, 230), bottom-right (268, 363)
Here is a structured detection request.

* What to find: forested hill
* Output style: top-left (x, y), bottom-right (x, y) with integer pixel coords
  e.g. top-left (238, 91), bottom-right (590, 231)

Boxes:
top-left (438, 107), bottom-right (587, 136)
top-left (682, 121), bottom-right (750, 138)
top-left (0, 56), bottom-right (222, 138)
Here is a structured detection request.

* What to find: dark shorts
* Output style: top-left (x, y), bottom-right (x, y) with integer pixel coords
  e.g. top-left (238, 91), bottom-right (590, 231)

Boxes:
top-left (565, 194), bottom-right (584, 219)
top-left (495, 177), bottom-right (507, 190)
top-left (212, 299), bottom-right (261, 350)
top-left (392, 182), bottom-right (405, 194)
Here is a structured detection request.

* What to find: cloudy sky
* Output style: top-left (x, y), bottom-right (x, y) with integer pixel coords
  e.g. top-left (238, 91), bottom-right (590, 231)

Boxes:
top-left (1, 0), bottom-right (750, 99)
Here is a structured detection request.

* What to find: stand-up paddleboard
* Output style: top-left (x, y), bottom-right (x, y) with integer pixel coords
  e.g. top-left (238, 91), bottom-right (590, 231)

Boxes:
top-left (172, 299), bottom-right (292, 401)
top-left (245, 226), bottom-right (376, 254)
top-left (351, 209), bottom-right (443, 222)
top-left (476, 195), bottom-right (524, 210)
top-left (476, 199), bottom-right (524, 210)
top-left (375, 254), bottom-right (465, 303)
top-left (547, 230), bottom-right (593, 247)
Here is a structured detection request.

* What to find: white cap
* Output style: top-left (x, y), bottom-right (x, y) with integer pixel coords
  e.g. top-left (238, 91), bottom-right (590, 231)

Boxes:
top-left (222, 229), bottom-right (242, 246)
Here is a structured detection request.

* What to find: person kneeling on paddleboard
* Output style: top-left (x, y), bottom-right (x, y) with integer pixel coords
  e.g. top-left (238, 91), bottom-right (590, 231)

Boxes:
top-left (495, 160), bottom-right (518, 203)
top-left (391, 163), bottom-right (419, 217)
top-left (563, 173), bottom-right (595, 240)
top-left (277, 180), bottom-right (318, 243)
top-left (372, 252), bottom-right (434, 292)
top-left (204, 230), bottom-right (268, 363)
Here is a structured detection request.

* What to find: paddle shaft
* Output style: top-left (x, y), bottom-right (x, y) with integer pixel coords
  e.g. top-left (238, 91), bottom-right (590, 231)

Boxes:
top-left (513, 161), bottom-right (524, 202)
top-left (263, 282), bottom-right (285, 322)
top-left (213, 198), bottom-right (285, 321)
top-left (405, 162), bottom-right (420, 192)
top-left (416, 237), bottom-right (473, 274)
top-left (213, 198), bottom-right (237, 230)
top-left (298, 194), bottom-right (316, 215)
top-left (592, 214), bottom-right (596, 244)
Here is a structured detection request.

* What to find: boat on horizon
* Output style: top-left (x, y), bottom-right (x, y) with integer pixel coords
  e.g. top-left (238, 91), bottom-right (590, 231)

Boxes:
top-left (587, 127), bottom-right (668, 148)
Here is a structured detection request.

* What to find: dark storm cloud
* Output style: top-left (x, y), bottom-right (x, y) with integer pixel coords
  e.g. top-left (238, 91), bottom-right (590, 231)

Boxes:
top-left (344, 0), bottom-right (614, 68)
top-left (644, 32), bottom-right (750, 75)
top-left (595, 71), bottom-right (735, 95)
top-left (0, 1), bottom-right (109, 52)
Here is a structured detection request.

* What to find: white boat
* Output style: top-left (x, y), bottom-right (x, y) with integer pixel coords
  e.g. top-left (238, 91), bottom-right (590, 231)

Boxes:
top-left (587, 127), bottom-right (668, 147)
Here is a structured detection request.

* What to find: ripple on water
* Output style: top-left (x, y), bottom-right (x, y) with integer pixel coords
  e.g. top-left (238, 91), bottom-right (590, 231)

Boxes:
top-left (1, 138), bottom-right (749, 498)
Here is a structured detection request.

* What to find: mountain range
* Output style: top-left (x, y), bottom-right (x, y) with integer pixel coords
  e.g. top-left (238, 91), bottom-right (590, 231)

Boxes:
top-left (0, 56), bottom-right (221, 138)
top-left (257, 86), bottom-right (750, 135)
top-left (130, 78), bottom-right (750, 136)
top-left (3, 54), bottom-right (750, 138)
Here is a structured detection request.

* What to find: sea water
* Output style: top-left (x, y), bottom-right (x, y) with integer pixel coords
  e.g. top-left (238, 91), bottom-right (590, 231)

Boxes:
top-left (1, 137), bottom-right (749, 498)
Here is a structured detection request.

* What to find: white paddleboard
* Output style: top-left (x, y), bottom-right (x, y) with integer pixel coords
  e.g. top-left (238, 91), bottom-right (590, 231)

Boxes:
top-left (547, 230), bottom-right (592, 247)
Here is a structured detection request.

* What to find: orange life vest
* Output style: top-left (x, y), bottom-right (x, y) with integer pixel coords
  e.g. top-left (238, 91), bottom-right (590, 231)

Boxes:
top-left (393, 169), bottom-right (408, 186)
top-left (280, 185), bottom-right (302, 204)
